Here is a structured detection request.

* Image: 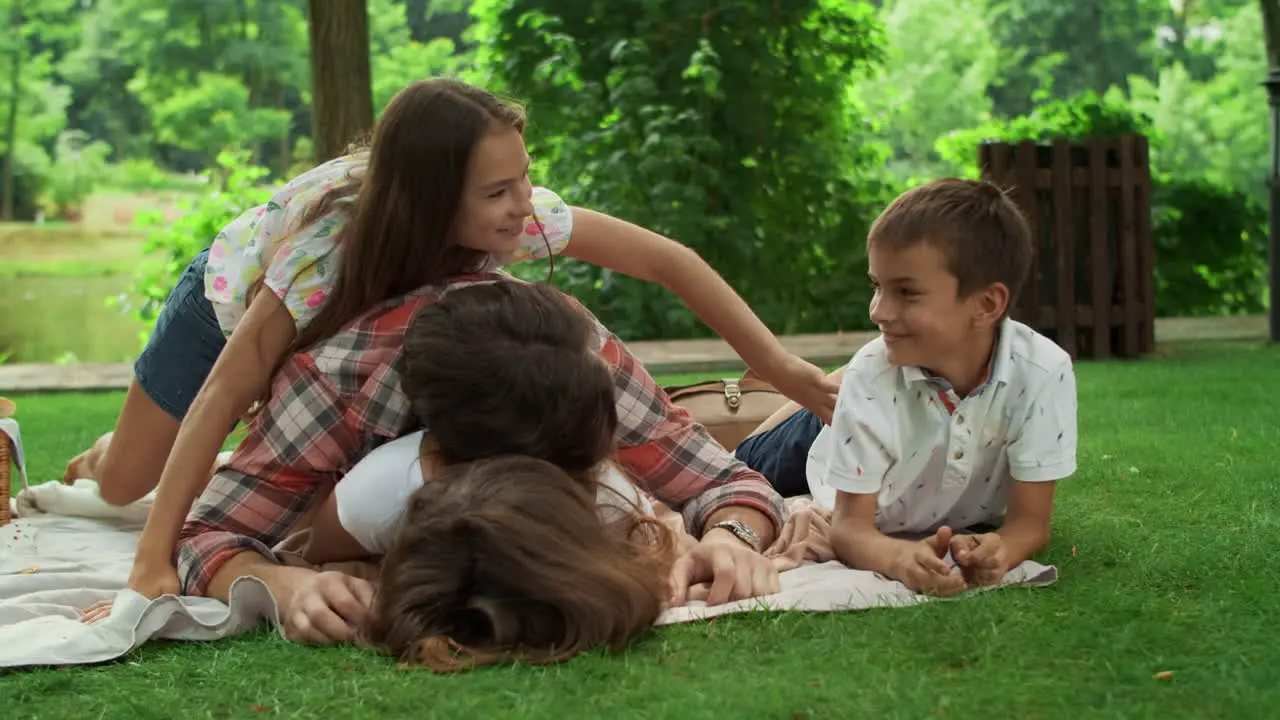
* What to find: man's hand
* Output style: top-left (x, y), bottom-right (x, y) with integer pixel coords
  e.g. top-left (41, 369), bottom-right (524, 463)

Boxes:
top-left (281, 571), bottom-right (375, 645)
top-left (669, 529), bottom-right (780, 606)
top-left (892, 525), bottom-right (966, 597)
top-left (951, 532), bottom-right (1010, 587)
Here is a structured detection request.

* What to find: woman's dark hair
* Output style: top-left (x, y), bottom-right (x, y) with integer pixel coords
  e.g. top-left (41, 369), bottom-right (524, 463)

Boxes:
top-left (362, 456), bottom-right (674, 672)
top-left (401, 281), bottom-right (618, 475)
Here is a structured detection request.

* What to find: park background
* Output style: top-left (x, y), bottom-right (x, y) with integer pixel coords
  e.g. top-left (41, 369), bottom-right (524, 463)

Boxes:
top-left (0, 0), bottom-right (1275, 366)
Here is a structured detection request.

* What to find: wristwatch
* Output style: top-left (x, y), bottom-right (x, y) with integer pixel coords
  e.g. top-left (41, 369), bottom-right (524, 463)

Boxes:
top-left (709, 519), bottom-right (763, 552)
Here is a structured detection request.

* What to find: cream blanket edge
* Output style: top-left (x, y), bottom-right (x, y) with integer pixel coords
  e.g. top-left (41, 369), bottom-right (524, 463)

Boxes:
top-left (0, 480), bottom-right (1057, 669)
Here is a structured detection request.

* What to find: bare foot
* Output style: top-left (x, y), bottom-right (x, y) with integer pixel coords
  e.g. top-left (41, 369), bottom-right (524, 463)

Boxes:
top-left (63, 432), bottom-right (113, 484)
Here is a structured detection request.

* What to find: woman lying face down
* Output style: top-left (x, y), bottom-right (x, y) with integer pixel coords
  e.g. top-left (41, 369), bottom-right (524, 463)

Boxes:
top-left (363, 455), bottom-right (676, 672)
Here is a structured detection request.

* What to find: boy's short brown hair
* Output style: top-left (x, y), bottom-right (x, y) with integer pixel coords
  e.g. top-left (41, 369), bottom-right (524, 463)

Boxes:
top-left (868, 178), bottom-right (1033, 308)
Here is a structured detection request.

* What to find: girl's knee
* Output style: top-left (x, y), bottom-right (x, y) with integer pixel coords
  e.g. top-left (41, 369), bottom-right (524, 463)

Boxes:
top-left (95, 451), bottom-right (160, 506)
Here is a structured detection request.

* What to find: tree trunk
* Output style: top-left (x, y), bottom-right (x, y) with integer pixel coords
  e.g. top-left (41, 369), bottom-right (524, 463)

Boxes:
top-left (1, 6), bottom-right (24, 222)
top-left (277, 83), bottom-right (292, 176)
top-left (1263, 0), bottom-right (1280, 68)
top-left (307, 0), bottom-right (373, 163)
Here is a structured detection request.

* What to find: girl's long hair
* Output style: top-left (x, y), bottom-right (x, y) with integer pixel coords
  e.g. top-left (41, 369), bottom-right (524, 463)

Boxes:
top-left (362, 456), bottom-right (674, 673)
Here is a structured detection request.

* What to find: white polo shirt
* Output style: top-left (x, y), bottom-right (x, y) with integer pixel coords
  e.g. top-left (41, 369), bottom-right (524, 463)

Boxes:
top-left (805, 319), bottom-right (1077, 533)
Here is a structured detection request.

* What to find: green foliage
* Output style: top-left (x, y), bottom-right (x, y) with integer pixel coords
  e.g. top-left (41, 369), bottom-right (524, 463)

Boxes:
top-left (134, 71), bottom-right (292, 163)
top-left (853, 0), bottom-right (999, 183)
top-left (471, 0), bottom-right (892, 339)
top-left (936, 90), bottom-right (1152, 177)
top-left (1127, 2), bottom-right (1269, 207)
top-left (110, 158), bottom-right (205, 192)
top-left (983, 0), bottom-right (1166, 117)
top-left (0, 0), bottom-right (78, 219)
top-left (40, 129), bottom-right (113, 219)
top-left (1150, 178), bottom-right (1268, 317)
top-left (0, 146), bottom-right (50, 221)
top-left (126, 149), bottom-right (272, 332)
top-left (369, 0), bottom-right (475, 113)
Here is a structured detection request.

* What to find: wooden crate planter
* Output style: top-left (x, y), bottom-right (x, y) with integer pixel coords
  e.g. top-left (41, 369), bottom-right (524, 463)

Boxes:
top-left (978, 135), bottom-right (1156, 359)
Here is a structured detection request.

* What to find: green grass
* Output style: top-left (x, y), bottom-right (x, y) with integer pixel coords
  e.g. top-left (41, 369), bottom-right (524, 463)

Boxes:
top-left (3, 342), bottom-right (1279, 719)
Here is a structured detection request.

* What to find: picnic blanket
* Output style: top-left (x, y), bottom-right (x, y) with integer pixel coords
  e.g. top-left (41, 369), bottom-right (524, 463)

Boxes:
top-left (1, 480), bottom-right (1058, 669)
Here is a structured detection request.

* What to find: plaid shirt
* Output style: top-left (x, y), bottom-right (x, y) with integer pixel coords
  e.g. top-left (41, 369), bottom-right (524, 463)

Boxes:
top-left (177, 275), bottom-right (786, 595)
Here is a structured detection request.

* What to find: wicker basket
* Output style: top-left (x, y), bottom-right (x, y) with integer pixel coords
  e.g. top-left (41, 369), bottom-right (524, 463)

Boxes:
top-left (0, 434), bottom-right (11, 526)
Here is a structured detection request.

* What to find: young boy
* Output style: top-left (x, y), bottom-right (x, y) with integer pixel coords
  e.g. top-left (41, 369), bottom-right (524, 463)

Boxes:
top-left (734, 177), bottom-right (1077, 595)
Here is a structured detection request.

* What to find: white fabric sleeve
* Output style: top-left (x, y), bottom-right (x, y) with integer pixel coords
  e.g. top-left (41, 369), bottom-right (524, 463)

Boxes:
top-left (504, 186), bottom-right (573, 263)
top-left (806, 365), bottom-right (896, 497)
top-left (594, 462), bottom-right (655, 524)
top-left (1007, 360), bottom-right (1078, 482)
top-left (333, 431), bottom-right (426, 555)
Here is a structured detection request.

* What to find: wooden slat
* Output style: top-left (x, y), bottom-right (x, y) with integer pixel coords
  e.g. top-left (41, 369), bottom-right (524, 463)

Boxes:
top-left (977, 143), bottom-right (992, 179)
top-left (1135, 135), bottom-right (1156, 353)
top-left (1087, 138), bottom-right (1111, 358)
top-left (989, 141), bottom-right (1012, 190)
top-left (1014, 140), bottom-right (1042, 328)
top-left (1050, 138), bottom-right (1077, 358)
top-left (1118, 135), bottom-right (1141, 356)
top-left (1033, 167), bottom-right (1133, 188)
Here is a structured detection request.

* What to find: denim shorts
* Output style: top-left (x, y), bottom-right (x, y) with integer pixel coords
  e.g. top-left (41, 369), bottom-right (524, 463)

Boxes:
top-left (733, 408), bottom-right (825, 498)
top-left (133, 248), bottom-right (227, 421)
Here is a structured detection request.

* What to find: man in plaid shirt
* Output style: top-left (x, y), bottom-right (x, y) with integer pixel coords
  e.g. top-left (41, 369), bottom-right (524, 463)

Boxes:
top-left (177, 274), bottom-right (787, 642)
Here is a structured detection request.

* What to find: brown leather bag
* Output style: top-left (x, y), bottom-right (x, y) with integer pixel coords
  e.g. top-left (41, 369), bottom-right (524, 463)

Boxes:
top-left (664, 373), bottom-right (790, 451)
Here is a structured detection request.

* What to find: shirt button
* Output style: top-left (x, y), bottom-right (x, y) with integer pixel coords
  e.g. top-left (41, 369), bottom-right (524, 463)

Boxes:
top-left (953, 449), bottom-right (964, 460)
top-left (956, 414), bottom-right (965, 425)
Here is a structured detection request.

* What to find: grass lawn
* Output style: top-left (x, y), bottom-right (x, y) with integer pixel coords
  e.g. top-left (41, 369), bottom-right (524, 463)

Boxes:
top-left (3, 341), bottom-right (1279, 719)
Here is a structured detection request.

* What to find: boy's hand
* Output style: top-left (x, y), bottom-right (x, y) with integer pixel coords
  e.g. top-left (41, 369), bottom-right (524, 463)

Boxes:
top-left (892, 525), bottom-right (966, 596)
top-left (951, 532), bottom-right (1010, 586)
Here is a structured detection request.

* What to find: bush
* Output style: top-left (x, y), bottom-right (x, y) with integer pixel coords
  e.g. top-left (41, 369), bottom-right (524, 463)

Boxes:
top-left (0, 146), bottom-right (52, 221)
top-left (473, 0), bottom-right (892, 340)
top-left (40, 130), bottom-right (115, 221)
top-left (125, 149), bottom-right (273, 336)
top-left (1150, 178), bottom-right (1267, 317)
top-left (111, 158), bottom-right (206, 193)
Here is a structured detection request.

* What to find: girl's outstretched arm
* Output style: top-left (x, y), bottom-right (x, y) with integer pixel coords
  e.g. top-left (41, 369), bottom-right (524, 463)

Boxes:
top-left (127, 290), bottom-right (297, 599)
top-left (564, 207), bottom-right (838, 423)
